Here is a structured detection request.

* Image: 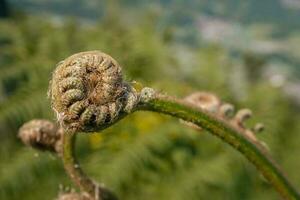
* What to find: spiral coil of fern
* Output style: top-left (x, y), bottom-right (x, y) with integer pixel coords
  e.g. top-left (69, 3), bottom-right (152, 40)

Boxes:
top-left (49, 51), bottom-right (138, 133)
top-left (47, 51), bottom-right (300, 200)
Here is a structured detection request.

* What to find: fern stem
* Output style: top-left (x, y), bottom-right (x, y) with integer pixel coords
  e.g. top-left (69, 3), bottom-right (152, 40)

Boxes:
top-left (62, 92), bottom-right (300, 200)
top-left (62, 132), bottom-right (118, 200)
top-left (138, 94), bottom-right (300, 200)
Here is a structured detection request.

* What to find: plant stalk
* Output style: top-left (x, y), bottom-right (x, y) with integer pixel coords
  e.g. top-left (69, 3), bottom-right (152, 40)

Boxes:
top-left (138, 94), bottom-right (300, 200)
top-left (62, 132), bottom-right (118, 200)
top-left (62, 92), bottom-right (300, 200)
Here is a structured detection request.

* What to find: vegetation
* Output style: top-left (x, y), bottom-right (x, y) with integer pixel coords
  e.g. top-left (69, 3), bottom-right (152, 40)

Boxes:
top-left (1, 2), bottom-right (300, 199)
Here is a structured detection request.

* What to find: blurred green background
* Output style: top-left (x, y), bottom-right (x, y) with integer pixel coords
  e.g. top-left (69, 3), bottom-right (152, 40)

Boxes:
top-left (1, 0), bottom-right (300, 199)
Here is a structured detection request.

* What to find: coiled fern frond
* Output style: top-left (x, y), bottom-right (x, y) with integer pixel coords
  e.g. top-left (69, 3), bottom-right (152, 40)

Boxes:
top-left (17, 51), bottom-right (300, 200)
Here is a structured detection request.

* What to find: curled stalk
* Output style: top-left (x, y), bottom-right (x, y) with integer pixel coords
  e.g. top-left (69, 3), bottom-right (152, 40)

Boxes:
top-left (44, 50), bottom-right (300, 200)
top-left (63, 132), bottom-right (117, 200)
top-left (18, 120), bottom-right (117, 200)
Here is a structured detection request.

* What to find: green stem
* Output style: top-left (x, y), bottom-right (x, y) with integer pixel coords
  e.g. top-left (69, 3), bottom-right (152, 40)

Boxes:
top-left (62, 92), bottom-right (299, 200)
top-left (138, 94), bottom-right (300, 200)
top-left (62, 132), bottom-right (118, 200)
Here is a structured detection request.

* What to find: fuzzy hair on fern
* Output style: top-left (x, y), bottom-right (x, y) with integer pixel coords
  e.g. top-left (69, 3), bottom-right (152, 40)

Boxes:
top-left (49, 51), bottom-right (139, 133)
top-left (18, 51), bottom-right (300, 200)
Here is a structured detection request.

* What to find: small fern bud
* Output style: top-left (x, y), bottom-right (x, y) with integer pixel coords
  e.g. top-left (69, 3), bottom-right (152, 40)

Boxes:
top-left (233, 108), bottom-right (252, 128)
top-left (140, 87), bottom-right (156, 103)
top-left (49, 51), bottom-right (139, 132)
top-left (18, 119), bottom-right (62, 153)
top-left (184, 92), bottom-right (221, 113)
top-left (219, 103), bottom-right (235, 118)
top-left (181, 92), bottom-right (267, 147)
top-left (253, 123), bottom-right (265, 133)
top-left (230, 110), bottom-right (267, 147)
top-left (181, 92), bottom-right (221, 130)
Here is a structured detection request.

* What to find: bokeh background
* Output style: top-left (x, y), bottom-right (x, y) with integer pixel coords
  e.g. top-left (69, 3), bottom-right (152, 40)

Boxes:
top-left (1, 1), bottom-right (300, 199)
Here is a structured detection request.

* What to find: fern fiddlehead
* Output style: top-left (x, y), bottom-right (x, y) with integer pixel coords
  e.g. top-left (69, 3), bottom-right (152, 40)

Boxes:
top-left (49, 51), bottom-right (138, 133)
top-left (18, 119), bottom-right (63, 153)
top-left (19, 50), bottom-right (299, 200)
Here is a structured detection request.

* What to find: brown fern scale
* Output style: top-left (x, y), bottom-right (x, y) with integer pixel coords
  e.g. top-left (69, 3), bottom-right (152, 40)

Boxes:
top-left (49, 51), bottom-right (138, 132)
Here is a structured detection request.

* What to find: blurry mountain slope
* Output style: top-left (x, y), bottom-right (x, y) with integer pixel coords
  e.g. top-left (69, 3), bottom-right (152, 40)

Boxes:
top-left (8, 0), bottom-right (300, 35)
